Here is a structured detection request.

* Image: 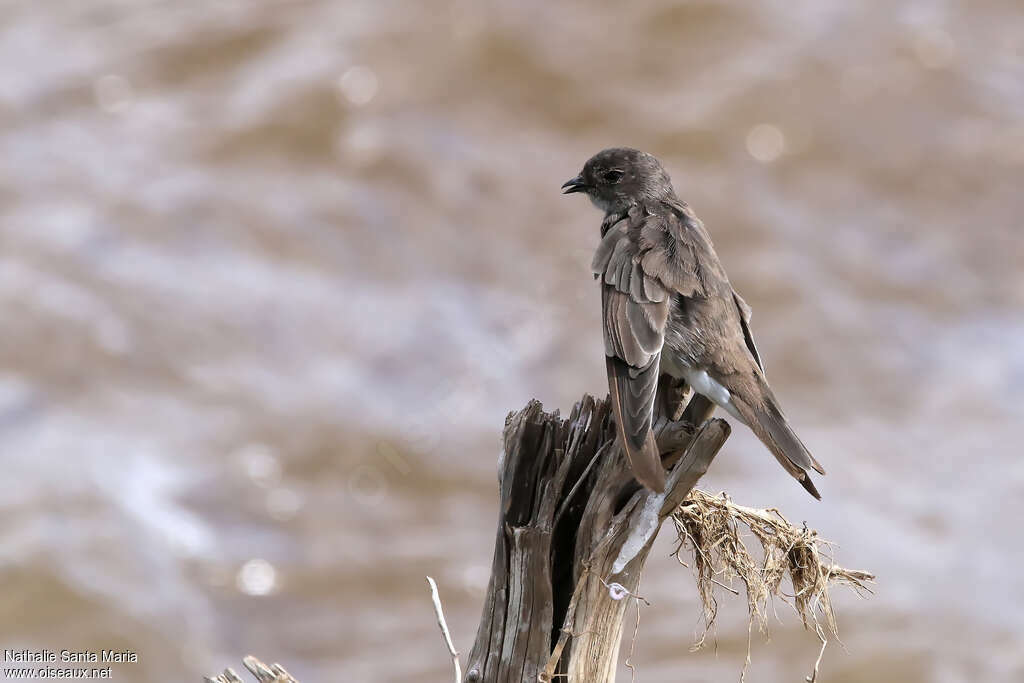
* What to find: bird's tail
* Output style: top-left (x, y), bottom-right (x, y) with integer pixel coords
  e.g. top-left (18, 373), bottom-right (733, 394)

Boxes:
top-left (729, 376), bottom-right (825, 499)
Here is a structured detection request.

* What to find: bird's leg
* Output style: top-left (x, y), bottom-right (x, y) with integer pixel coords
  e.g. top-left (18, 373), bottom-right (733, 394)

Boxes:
top-left (680, 393), bottom-right (716, 430)
top-left (657, 374), bottom-right (690, 423)
top-left (658, 391), bottom-right (718, 470)
top-left (655, 376), bottom-right (708, 470)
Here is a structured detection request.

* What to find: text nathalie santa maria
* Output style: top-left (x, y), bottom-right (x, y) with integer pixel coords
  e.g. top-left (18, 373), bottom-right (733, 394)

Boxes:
top-left (4, 650), bottom-right (138, 664)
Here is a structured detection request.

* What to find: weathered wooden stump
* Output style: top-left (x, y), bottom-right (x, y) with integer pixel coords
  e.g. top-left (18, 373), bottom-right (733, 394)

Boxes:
top-left (466, 382), bottom-right (729, 683)
top-left (202, 387), bottom-right (873, 683)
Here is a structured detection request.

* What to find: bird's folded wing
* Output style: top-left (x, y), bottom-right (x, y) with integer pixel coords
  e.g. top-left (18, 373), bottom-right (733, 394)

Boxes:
top-left (593, 212), bottom-right (682, 491)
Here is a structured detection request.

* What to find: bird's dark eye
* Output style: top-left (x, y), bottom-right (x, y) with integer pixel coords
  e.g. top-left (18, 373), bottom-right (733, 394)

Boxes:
top-left (602, 169), bottom-right (625, 184)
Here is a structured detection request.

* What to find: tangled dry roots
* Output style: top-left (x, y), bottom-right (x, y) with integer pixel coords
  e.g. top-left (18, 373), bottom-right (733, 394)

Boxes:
top-left (671, 489), bottom-right (874, 679)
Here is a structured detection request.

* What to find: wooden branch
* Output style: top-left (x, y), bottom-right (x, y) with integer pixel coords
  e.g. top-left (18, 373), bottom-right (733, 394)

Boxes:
top-left (427, 576), bottom-right (463, 683)
top-left (204, 657), bottom-right (298, 683)
top-left (465, 392), bottom-right (729, 683)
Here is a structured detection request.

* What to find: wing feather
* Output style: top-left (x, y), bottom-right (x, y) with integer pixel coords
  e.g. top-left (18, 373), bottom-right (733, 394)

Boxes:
top-left (592, 221), bottom-right (625, 275)
top-left (595, 213), bottom-right (683, 492)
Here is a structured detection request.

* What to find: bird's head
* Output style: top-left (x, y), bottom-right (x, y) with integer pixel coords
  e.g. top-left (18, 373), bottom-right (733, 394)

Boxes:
top-left (562, 148), bottom-right (675, 212)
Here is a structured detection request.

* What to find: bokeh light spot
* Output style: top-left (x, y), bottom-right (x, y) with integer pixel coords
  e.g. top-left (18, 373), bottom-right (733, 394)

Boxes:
top-left (338, 66), bottom-right (379, 106)
top-left (234, 443), bottom-right (282, 488)
top-left (745, 124), bottom-right (786, 163)
top-left (236, 558), bottom-right (277, 596)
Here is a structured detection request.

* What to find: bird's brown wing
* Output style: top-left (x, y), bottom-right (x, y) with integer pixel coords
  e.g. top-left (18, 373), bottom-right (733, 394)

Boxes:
top-left (732, 289), bottom-right (764, 373)
top-left (602, 292), bottom-right (666, 492)
top-left (592, 207), bottom-right (705, 492)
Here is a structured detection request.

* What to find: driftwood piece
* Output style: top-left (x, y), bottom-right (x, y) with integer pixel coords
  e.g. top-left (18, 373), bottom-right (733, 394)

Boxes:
top-left (466, 386), bottom-right (729, 683)
top-left (204, 657), bottom-right (298, 683)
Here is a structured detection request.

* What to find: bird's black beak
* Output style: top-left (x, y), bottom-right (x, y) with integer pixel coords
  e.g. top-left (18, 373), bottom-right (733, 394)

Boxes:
top-left (561, 174), bottom-right (589, 194)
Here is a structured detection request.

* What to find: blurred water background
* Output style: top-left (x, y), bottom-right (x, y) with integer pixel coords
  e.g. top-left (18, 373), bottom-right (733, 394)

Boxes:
top-left (0, 0), bottom-right (1022, 681)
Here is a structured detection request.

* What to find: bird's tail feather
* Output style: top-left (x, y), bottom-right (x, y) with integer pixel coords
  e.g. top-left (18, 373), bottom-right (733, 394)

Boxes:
top-left (606, 356), bottom-right (667, 493)
top-left (730, 378), bottom-right (825, 500)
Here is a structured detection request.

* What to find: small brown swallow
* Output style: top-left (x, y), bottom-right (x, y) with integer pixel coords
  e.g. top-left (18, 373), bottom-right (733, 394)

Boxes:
top-left (563, 148), bottom-right (825, 497)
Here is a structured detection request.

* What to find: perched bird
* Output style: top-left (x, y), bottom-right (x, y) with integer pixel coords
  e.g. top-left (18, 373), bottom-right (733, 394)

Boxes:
top-left (562, 148), bottom-right (825, 497)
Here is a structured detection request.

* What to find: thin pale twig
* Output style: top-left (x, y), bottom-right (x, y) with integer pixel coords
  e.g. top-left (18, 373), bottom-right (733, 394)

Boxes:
top-left (426, 576), bottom-right (462, 683)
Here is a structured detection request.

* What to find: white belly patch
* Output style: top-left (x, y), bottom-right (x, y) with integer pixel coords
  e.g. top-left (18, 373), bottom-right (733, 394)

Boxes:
top-left (663, 358), bottom-right (744, 421)
top-left (686, 368), bottom-right (731, 407)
